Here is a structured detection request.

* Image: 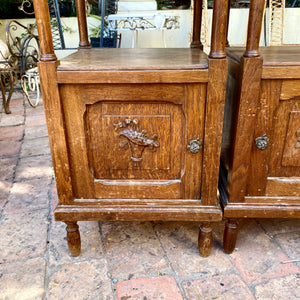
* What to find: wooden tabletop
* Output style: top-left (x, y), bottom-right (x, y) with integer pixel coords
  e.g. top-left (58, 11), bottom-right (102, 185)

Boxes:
top-left (57, 48), bottom-right (208, 71)
top-left (226, 46), bottom-right (300, 66)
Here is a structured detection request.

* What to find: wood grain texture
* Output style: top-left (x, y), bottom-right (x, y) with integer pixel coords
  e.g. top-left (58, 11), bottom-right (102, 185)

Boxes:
top-left (280, 80), bottom-right (300, 100)
top-left (32, 0), bottom-right (56, 61)
top-left (209, 0), bottom-right (229, 59)
top-left (57, 48), bottom-right (208, 71)
top-left (262, 66), bottom-right (300, 79)
top-left (201, 58), bottom-right (228, 205)
top-left (75, 0), bottom-right (90, 48)
top-left (227, 57), bottom-right (263, 203)
top-left (266, 177), bottom-right (300, 196)
top-left (94, 180), bottom-right (181, 199)
top-left (57, 70), bottom-right (209, 84)
top-left (246, 80), bottom-right (281, 196)
top-left (223, 219), bottom-right (238, 254)
top-left (244, 0), bottom-right (266, 57)
top-left (282, 111), bottom-right (300, 167)
top-left (268, 99), bottom-right (300, 177)
top-left (191, 0), bottom-right (203, 49)
top-left (65, 221), bottom-right (81, 256)
top-left (60, 84), bottom-right (95, 199)
top-left (55, 204), bottom-right (223, 222)
top-left (224, 202), bottom-right (300, 218)
top-left (38, 62), bottom-right (73, 205)
top-left (83, 84), bottom-right (184, 104)
top-left (181, 83), bottom-right (206, 199)
top-left (198, 223), bottom-right (213, 257)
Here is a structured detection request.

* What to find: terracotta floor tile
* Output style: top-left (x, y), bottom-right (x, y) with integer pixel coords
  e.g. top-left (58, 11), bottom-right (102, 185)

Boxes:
top-left (182, 274), bottom-right (255, 300)
top-left (0, 180), bottom-right (11, 209)
top-left (154, 221), bottom-right (233, 277)
top-left (0, 114), bottom-right (24, 127)
top-left (0, 125), bottom-right (24, 141)
top-left (25, 114), bottom-right (46, 127)
top-left (274, 230), bottom-right (300, 269)
top-left (254, 274), bottom-right (300, 299)
top-left (116, 275), bottom-right (183, 300)
top-left (5, 177), bottom-right (52, 214)
top-left (102, 221), bottom-right (170, 279)
top-left (20, 136), bottom-right (50, 157)
top-left (229, 220), bottom-right (299, 284)
top-left (14, 154), bottom-right (53, 181)
top-left (46, 259), bottom-right (113, 300)
top-left (0, 209), bottom-right (48, 263)
top-left (0, 257), bottom-right (46, 300)
top-left (0, 140), bottom-right (21, 156)
top-left (0, 156), bottom-right (18, 181)
top-left (259, 218), bottom-right (300, 236)
top-left (24, 124), bottom-right (48, 140)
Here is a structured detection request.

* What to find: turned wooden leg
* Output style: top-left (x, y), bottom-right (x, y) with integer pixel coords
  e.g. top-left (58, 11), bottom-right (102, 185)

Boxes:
top-left (198, 223), bottom-right (213, 257)
top-left (223, 219), bottom-right (238, 254)
top-left (65, 221), bottom-right (81, 257)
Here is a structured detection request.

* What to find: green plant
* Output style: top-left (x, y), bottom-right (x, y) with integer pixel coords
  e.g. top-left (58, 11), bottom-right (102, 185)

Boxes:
top-left (88, 14), bottom-right (102, 38)
top-left (88, 13), bottom-right (111, 39)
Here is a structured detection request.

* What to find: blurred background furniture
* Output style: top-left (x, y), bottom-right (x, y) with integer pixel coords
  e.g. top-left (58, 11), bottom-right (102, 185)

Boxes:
top-left (1, 20), bottom-right (40, 113)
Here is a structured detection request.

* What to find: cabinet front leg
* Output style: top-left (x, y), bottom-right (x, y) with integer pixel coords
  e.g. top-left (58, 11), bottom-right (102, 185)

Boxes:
top-left (223, 219), bottom-right (238, 254)
top-left (198, 223), bottom-right (213, 257)
top-left (65, 221), bottom-right (81, 257)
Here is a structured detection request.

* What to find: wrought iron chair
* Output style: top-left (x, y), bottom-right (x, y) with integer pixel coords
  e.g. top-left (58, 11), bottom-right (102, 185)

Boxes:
top-left (0, 20), bottom-right (40, 113)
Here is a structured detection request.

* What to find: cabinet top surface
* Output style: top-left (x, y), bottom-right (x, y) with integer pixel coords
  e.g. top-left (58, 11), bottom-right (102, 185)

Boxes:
top-left (57, 48), bottom-right (208, 71)
top-left (226, 46), bottom-right (300, 66)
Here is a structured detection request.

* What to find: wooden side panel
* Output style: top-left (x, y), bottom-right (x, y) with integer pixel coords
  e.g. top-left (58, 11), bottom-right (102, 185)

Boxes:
top-left (282, 111), bottom-right (300, 167)
top-left (227, 57), bottom-right (263, 203)
top-left (94, 180), bottom-right (181, 199)
top-left (246, 80), bottom-right (281, 195)
top-left (60, 85), bottom-right (95, 199)
top-left (280, 80), bottom-right (300, 100)
top-left (83, 84), bottom-right (184, 104)
top-left (181, 84), bottom-right (207, 199)
top-left (262, 66), bottom-right (300, 80)
top-left (38, 62), bottom-right (73, 204)
top-left (266, 177), bottom-right (300, 196)
top-left (201, 58), bottom-right (228, 205)
top-left (268, 99), bottom-right (300, 177)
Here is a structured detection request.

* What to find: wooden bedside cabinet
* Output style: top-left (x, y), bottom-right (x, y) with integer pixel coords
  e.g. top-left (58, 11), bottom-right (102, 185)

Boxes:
top-left (33, 0), bottom-right (229, 257)
top-left (220, 0), bottom-right (300, 253)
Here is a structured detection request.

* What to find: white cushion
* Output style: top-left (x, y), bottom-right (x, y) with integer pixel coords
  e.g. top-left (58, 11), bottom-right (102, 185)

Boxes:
top-left (0, 39), bottom-right (9, 60)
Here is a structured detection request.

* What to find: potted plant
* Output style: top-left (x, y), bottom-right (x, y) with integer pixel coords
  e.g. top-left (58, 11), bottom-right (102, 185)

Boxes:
top-left (88, 14), bottom-right (117, 48)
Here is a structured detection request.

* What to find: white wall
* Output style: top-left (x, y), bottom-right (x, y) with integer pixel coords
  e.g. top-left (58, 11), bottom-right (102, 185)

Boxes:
top-left (0, 7), bottom-right (299, 59)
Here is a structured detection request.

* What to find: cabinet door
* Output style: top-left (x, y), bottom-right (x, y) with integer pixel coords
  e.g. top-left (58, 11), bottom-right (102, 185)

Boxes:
top-left (247, 79), bottom-right (300, 197)
top-left (61, 83), bottom-right (206, 200)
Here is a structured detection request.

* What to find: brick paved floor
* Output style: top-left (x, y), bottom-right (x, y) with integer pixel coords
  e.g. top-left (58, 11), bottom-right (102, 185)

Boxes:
top-left (0, 93), bottom-right (299, 300)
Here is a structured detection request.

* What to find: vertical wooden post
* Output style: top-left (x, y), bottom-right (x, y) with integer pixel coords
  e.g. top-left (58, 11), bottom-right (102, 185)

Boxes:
top-left (209, 0), bottom-right (229, 59)
top-left (32, 0), bottom-right (57, 61)
top-left (244, 0), bottom-right (266, 57)
top-left (191, 0), bottom-right (203, 49)
top-left (201, 0), bottom-right (229, 206)
top-left (75, 0), bottom-right (91, 49)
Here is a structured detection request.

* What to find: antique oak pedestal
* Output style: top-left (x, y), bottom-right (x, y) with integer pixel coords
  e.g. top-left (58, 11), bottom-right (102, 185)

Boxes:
top-left (220, 0), bottom-right (300, 253)
top-left (33, 0), bottom-right (229, 257)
